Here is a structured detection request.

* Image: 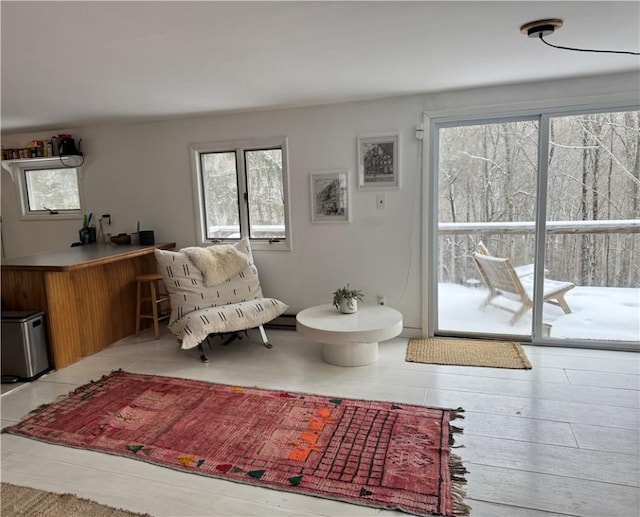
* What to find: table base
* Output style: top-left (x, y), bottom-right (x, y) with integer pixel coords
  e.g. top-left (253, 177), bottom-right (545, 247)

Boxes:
top-left (321, 342), bottom-right (378, 367)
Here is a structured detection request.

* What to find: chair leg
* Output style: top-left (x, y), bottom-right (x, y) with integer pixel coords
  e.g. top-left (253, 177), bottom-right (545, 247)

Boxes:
top-left (509, 304), bottom-right (531, 325)
top-left (258, 325), bottom-right (273, 348)
top-left (481, 292), bottom-right (496, 308)
top-left (150, 281), bottom-right (160, 339)
top-left (197, 344), bottom-right (209, 363)
top-left (135, 280), bottom-right (142, 336)
top-left (554, 295), bottom-right (572, 314)
top-left (222, 333), bottom-right (241, 346)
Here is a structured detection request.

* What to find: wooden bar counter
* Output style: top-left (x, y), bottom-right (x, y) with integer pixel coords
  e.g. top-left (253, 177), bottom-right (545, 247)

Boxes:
top-left (1, 243), bottom-right (175, 369)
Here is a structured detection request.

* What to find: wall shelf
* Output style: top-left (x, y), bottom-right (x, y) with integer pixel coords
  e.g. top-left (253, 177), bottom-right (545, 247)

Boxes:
top-left (1, 155), bottom-right (84, 182)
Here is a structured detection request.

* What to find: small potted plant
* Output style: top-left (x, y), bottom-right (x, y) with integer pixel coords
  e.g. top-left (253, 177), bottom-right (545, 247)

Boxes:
top-left (332, 284), bottom-right (364, 314)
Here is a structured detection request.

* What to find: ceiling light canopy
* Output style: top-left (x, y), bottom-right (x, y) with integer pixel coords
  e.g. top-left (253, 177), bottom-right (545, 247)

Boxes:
top-left (520, 19), bottom-right (564, 38)
top-left (520, 18), bottom-right (639, 56)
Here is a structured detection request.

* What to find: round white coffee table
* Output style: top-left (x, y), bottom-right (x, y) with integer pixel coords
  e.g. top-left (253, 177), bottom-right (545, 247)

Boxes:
top-left (296, 304), bottom-right (403, 366)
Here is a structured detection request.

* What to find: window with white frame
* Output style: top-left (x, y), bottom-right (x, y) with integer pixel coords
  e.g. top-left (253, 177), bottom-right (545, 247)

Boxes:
top-left (11, 158), bottom-right (84, 219)
top-left (191, 137), bottom-right (291, 250)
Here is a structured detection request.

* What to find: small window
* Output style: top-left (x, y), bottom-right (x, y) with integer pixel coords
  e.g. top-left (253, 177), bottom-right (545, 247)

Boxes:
top-left (24, 167), bottom-right (81, 211)
top-left (191, 137), bottom-right (291, 251)
top-left (244, 148), bottom-right (286, 240)
top-left (200, 151), bottom-right (241, 239)
top-left (11, 158), bottom-right (84, 219)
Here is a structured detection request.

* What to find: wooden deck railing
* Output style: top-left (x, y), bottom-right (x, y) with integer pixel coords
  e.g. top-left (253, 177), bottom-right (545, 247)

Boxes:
top-left (437, 220), bottom-right (640, 288)
top-left (438, 219), bottom-right (640, 235)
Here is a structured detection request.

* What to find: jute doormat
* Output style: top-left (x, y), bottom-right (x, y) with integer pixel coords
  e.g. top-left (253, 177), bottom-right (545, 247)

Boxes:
top-left (406, 338), bottom-right (532, 369)
top-left (1, 482), bottom-right (152, 517)
top-left (3, 370), bottom-right (470, 517)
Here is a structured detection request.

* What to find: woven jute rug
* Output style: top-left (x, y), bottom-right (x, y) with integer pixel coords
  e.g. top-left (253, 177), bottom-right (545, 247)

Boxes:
top-left (1, 482), bottom-right (152, 517)
top-left (3, 370), bottom-right (470, 517)
top-left (406, 338), bottom-right (532, 369)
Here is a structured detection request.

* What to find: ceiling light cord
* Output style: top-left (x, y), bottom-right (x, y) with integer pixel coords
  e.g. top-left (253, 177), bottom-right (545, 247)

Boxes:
top-left (539, 34), bottom-right (640, 56)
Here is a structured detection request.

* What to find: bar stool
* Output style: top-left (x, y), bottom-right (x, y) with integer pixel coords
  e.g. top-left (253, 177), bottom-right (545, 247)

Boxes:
top-left (135, 273), bottom-right (170, 339)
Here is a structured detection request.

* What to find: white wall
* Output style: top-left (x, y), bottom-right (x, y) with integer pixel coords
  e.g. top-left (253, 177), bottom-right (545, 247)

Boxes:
top-left (1, 95), bottom-right (426, 328)
top-left (2, 72), bottom-right (638, 332)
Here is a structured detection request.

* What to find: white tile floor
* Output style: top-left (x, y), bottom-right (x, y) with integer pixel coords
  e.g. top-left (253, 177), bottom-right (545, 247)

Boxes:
top-left (1, 328), bottom-right (639, 516)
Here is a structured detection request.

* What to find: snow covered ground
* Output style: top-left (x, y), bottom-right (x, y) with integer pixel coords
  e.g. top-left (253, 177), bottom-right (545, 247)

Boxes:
top-left (438, 283), bottom-right (640, 343)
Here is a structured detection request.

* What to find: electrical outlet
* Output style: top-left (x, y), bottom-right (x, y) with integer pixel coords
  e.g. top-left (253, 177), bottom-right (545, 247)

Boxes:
top-left (377, 296), bottom-right (386, 306)
top-left (376, 193), bottom-right (386, 209)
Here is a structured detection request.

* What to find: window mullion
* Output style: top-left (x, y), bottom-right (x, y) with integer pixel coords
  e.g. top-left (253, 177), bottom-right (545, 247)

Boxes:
top-left (532, 114), bottom-right (550, 342)
top-left (236, 149), bottom-right (250, 239)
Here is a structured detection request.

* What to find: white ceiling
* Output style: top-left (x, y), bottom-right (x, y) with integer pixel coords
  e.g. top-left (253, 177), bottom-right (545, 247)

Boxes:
top-left (1, 1), bottom-right (639, 133)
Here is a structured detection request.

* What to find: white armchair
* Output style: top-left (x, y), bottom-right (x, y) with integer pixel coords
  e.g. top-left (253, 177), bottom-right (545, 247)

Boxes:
top-left (154, 238), bottom-right (288, 362)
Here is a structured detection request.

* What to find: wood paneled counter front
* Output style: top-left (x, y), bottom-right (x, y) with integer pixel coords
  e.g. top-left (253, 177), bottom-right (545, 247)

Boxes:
top-left (2, 243), bottom-right (175, 369)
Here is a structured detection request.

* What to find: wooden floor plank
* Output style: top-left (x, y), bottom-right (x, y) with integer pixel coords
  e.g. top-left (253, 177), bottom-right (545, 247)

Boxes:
top-left (423, 387), bottom-right (640, 429)
top-left (461, 499), bottom-right (575, 517)
top-left (523, 352), bottom-right (640, 374)
top-left (565, 369), bottom-right (640, 390)
top-left (571, 423), bottom-right (640, 456)
top-left (466, 463), bottom-right (639, 516)
top-left (461, 411), bottom-right (578, 447)
top-left (367, 368), bottom-right (639, 408)
top-left (459, 434), bottom-right (639, 487)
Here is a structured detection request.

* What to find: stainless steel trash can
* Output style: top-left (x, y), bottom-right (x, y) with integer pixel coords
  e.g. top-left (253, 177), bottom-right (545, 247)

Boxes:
top-left (1, 311), bottom-right (51, 381)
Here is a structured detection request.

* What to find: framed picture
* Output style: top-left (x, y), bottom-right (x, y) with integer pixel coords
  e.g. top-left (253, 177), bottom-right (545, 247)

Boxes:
top-left (357, 133), bottom-right (400, 189)
top-left (310, 170), bottom-right (350, 223)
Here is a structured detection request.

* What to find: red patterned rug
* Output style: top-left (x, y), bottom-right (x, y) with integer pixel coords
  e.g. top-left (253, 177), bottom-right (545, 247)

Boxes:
top-left (3, 371), bottom-right (469, 517)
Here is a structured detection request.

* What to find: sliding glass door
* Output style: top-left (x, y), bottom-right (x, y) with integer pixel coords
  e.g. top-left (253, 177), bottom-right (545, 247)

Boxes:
top-left (436, 118), bottom-right (539, 338)
top-left (432, 107), bottom-right (639, 348)
top-left (543, 111), bottom-right (640, 343)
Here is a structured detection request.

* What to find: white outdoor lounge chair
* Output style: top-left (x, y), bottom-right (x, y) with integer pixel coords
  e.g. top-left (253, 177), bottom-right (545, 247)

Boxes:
top-left (472, 251), bottom-right (574, 325)
top-left (476, 240), bottom-right (549, 278)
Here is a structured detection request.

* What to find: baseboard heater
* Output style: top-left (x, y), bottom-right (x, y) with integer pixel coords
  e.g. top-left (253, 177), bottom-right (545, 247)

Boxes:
top-left (264, 313), bottom-right (297, 330)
